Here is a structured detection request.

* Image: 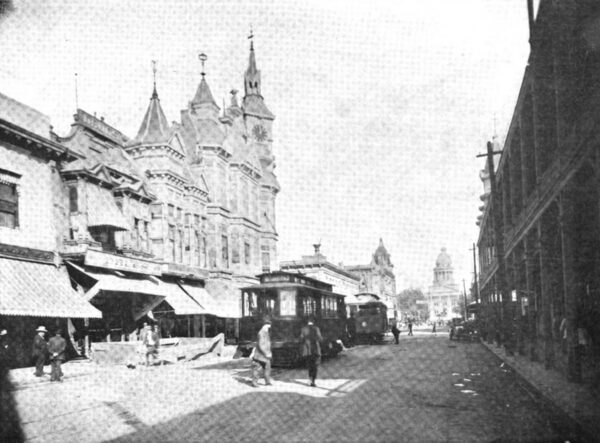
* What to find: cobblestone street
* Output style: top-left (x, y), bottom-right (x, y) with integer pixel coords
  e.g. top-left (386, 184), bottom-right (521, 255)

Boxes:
top-left (5, 334), bottom-right (582, 442)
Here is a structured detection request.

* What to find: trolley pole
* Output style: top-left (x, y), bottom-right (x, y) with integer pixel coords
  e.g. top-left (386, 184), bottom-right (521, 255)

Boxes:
top-left (462, 279), bottom-right (468, 320)
top-left (471, 243), bottom-right (479, 303)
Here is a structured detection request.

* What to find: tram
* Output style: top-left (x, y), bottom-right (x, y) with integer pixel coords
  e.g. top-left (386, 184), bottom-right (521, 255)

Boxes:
top-left (239, 271), bottom-right (347, 366)
top-left (347, 293), bottom-right (388, 343)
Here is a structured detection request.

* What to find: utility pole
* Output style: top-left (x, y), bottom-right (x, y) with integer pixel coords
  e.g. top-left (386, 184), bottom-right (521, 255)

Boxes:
top-left (462, 279), bottom-right (468, 320)
top-left (470, 243), bottom-right (479, 303)
top-left (477, 140), bottom-right (506, 347)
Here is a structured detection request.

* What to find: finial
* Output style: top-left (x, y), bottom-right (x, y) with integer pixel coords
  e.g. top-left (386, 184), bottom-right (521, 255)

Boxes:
top-left (74, 72), bottom-right (79, 110)
top-left (248, 24), bottom-right (254, 50)
top-left (151, 60), bottom-right (158, 99)
top-left (199, 53), bottom-right (207, 77)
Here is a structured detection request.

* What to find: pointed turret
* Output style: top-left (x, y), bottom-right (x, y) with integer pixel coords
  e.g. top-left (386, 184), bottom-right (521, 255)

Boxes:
top-left (243, 36), bottom-right (274, 120)
top-left (191, 53), bottom-right (220, 116)
top-left (132, 84), bottom-right (170, 145)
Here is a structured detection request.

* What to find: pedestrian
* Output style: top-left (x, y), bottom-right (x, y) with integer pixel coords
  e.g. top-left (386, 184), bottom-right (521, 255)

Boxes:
top-left (32, 326), bottom-right (48, 377)
top-left (432, 322), bottom-right (437, 336)
top-left (391, 323), bottom-right (400, 344)
top-left (143, 324), bottom-right (159, 366)
top-left (47, 329), bottom-right (67, 382)
top-left (408, 319), bottom-right (413, 336)
top-left (139, 322), bottom-right (149, 342)
top-left (300, 316), bottom-right (323, 387)
top-left (251, 316), bottom-right (273, 387)
top-left (346, 312), bottom-right (356, 347)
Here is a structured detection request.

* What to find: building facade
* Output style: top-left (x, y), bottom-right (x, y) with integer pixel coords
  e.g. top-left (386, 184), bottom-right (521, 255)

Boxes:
top-left (0, 39), bottom-right (280, 359)
top-left (0, 93), bottom-right (101, 366)
top-left (345, 239), bottom-right (397, 320)
top-left (279, 244), bottom-right (360, 298)
top-left (476, 0), bottom-right (600, 384)
top-left (426, 248), bottom-right (461, 322)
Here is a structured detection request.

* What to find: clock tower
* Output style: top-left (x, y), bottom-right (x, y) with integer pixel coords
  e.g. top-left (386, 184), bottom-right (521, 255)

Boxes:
top-left (243, 36), bottom-right (275, 164)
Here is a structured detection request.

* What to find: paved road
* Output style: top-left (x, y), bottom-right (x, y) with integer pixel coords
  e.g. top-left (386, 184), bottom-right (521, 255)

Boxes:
top-left (8, 334), bottom-right (582, 442)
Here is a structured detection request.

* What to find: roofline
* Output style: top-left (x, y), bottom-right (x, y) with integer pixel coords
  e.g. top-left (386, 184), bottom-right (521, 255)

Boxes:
top-left (0, 118), bottom-right (83, 162)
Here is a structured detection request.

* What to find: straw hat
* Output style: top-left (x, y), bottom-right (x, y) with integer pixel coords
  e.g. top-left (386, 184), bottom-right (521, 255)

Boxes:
top-left (36, 326), bottom-right (48, 333)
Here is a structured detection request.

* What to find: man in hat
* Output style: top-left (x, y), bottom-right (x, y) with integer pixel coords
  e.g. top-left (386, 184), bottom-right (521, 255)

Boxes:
top-left (32, 326), bottom-right (48, 377)
top-left (47, 329), bottom-right (67, 382)
top-left (300, 316), bottom-right (323, 387)
top-left (251, 316), bottom-right (273, 387)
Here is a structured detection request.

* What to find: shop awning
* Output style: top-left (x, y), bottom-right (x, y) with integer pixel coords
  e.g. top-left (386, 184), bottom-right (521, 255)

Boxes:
top-left (67, 262), bottom-right (167, 321)
top-left (159, 281), bottom-right (208, 315)
top-left (0, 258), bottom-right (102, 318)
top-left (204, 280), bottom-right (242, 319)
top-left (86, 183), bottom-right (129, 230)
top-left (178, 283), bottom-right (216, 315)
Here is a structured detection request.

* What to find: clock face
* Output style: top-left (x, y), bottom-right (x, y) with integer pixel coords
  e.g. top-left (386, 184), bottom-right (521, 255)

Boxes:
top-left (252, 124), bottom-right (268, 142)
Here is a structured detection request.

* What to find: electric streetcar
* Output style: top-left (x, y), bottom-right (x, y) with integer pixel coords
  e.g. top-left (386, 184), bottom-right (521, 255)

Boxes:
top-left (239, 271), bottom-right (347, 366)
top-left (347, 293), bottom-right (388, 343)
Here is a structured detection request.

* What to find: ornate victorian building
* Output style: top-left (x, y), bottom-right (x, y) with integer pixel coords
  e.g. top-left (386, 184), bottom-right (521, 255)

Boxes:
top-left (427, 248), bottom-right (460, 322)
top-left (0, 38), bottom-right (280, 355)
top-left (345, 239), bottom-right (397, 321)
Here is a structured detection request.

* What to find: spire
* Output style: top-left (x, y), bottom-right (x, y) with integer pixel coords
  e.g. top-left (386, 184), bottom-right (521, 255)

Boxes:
top-left (244, 28), bottom-right (261, 97)
top-left (132, 60), bottom-right (170, 144)
top-left (242, 31), bottom-right (274, 119)
top-left (191, 53), bottom-right (219, 113)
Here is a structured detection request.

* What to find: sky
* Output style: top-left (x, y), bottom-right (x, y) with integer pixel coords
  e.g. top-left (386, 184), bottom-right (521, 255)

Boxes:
top-left (0, 0), bottom-right (533, 290)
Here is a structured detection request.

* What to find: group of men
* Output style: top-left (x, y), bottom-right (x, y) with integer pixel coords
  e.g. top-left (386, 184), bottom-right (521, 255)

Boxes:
top-left (31, 326), bottom-right (67, 382)
top-left (251, 316), bottom-right (323, 388)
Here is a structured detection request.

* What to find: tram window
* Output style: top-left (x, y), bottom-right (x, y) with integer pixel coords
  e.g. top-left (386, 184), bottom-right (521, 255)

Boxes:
top-left (258, 290), bottom-right (277, 316)
top-left (301, 295), bottom-right (316, 316)
top-left (280, 289), bottom-right (296, 316)
top-left (243, 291), bottom-right (258, 317)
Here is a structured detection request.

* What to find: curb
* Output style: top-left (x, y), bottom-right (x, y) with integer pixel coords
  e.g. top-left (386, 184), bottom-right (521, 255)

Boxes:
top-left (479, 340), bottom-right (595, 443)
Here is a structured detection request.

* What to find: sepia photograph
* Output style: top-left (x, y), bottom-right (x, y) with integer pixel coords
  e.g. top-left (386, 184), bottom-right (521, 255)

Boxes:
top-left (0, 0), bottom-right (598, 441)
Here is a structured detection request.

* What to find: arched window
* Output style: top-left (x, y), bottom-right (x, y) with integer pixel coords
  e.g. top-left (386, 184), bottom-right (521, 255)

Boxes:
top-left (69, 186), bottom-right (78, 212)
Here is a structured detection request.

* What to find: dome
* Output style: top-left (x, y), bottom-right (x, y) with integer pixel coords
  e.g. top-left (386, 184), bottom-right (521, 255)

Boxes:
top-left (435, 247), bottom-right (452, 268)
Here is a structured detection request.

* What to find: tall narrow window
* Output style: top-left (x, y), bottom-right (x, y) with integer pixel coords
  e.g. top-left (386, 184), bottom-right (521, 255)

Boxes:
top-left (221, 235), bottom-right (229, 268)
top-left (195, 231), bottom-right (201, 266)
top-left (168, 225), bottom-right (175, 262)
top-left (178, 229), bottom-right (184, 263)
top-left (69, 186), bottom-right (78, 212)
top-left (261, 251), bottom-right (270, 273)
top-left (0, 182), bottom-right (18, 228)
top-left (202, 237), bottom-right (207, 268)
top-left (244, 242), bottom-right (251, 265)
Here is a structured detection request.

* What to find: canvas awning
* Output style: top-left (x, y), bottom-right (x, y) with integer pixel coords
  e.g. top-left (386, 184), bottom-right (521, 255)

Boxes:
top-left (67, 262), bottom-right (167, 321)
top-left (178, 283), bottom-right (216, 316)
top-left (85, 183), bottom-right (129, 230)
top-left (159, 281), bottom-right (208, 315)
top-left (0, 258), bottom-right (102, 318)
top-left (203, 280), bottom-right (242, 319)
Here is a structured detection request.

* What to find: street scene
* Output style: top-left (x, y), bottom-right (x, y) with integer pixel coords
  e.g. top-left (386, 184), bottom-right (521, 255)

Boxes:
top-left (3, 333), bottom-right (584, 442)
top-left (1, 0), bottom-right (600, 442)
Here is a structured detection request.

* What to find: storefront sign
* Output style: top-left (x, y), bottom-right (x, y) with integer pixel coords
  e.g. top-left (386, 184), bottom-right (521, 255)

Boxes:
top-left (162, 262), bottom-right (209, 279)
top-left (84, 249), bottom-right (161, 275)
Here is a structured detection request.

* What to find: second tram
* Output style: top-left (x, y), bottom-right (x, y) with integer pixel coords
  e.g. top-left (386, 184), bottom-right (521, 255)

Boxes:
top-left (239, 271), bottom-right (347, 366)
top-left (347, 293), bottom-right (388, 343)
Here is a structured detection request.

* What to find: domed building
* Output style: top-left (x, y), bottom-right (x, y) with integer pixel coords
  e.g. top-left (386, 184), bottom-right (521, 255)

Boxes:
top-left (427, 248), bottom-right (461, 322)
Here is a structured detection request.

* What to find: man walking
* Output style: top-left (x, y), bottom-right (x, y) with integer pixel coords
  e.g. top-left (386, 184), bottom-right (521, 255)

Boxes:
top-left (251, 316), bottom-right (273, 387)
top-left (32, 326), bottom-right (48, 377)
top-left (346, 312), bottom-right (356, 347)
top-left (143, 324), bottom-right (159, 366)
top-left (391, 323), bottom-right (400, 344)
top-left (408, 319), bottom-right (413, 336)
top-left (47, 329), bottom-right (67, 382)
top-left (300, 316), bottom-right (323, 387)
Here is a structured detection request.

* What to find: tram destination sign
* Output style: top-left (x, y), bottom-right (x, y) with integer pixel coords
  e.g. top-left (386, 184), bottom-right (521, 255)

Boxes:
top-left (261, 272), bottom-right (332, 291)
top-left (84, 249), bottom-right (162, 275)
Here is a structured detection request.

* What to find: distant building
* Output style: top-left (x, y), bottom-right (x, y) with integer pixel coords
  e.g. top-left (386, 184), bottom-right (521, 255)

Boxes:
top-left (345, 239), bottom-right (397, 321)
top-left (427, 248), bottom-right (460, 322)
top-left (279, 244), bottom-right (360, 297)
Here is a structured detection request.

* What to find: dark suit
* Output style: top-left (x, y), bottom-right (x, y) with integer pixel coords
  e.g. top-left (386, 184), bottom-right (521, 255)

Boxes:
top-left (300, 324), bottom-right (323, 385)
top-left (32, 334), bottom-right (47, 376)
top-left (47, 335), bottom-right (67, 381)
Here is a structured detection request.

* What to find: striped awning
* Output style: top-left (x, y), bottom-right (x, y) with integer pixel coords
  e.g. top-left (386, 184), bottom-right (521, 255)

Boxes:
top-left (0, 258), bottom-right (102, 318)
top-left (86, 183), bottom-right (129, 230)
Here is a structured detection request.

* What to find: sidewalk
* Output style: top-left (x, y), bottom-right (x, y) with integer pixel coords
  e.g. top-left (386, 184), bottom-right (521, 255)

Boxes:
top-left (481, 340), bottom-right (600, 441)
